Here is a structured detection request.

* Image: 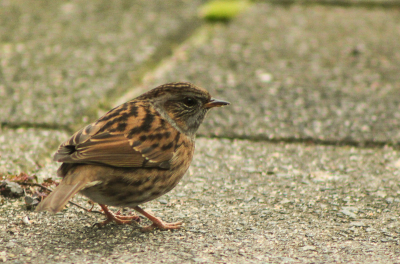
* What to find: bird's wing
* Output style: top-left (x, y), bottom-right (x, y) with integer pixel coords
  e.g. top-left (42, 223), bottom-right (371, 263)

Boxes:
top-left (53, 101), bottom-right (184, 169)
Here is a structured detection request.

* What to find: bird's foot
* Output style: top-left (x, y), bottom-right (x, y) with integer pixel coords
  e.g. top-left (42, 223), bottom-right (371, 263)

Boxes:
top-left (141, 221), bottom-right (183, 232)
top-left (94, 204), bottom-right (140, 228)
top-left (133, 206), bottom-right (183, 232)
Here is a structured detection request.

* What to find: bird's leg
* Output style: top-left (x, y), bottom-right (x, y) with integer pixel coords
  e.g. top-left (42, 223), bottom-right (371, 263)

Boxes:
top-left (95, 204), bottom-right (140, 227)
top-left (132, 206), bottom-right (183, 231)
top-left (87, 200), bottom-right (95, 212)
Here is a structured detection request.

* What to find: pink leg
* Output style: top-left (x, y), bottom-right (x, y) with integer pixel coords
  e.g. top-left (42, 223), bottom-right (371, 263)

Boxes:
top-left (133, 206), bottom-right (183, 231)
top-left (95, 204), bottom-right (140, 227)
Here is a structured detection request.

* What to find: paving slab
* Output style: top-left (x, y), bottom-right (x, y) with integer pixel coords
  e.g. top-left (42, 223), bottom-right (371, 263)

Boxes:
top-left (0, 0), bottom-right (204, 129)
top-left (1, 138), bottom-right (400, 263)
top-left (139, 3), bottom-right (400, 144)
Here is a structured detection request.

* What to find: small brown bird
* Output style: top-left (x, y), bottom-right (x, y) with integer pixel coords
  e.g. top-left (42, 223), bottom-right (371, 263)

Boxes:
top-left (36, 82), bottom-right (229, 231)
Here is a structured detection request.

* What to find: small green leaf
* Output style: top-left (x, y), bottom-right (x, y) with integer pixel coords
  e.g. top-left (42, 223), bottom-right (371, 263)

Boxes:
top-left (200, 0), bottom-right (251, 22)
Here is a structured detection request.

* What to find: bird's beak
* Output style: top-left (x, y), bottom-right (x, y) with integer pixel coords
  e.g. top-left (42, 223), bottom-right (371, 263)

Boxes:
top-left (204, 98), bottom-right (230, 109)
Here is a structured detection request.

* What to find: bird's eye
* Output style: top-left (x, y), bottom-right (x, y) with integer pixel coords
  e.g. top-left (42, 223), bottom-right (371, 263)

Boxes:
top-left (183, 97), bottom-right (197, 107)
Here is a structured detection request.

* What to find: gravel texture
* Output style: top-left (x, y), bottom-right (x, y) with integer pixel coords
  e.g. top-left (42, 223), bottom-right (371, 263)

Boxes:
top-left (1, 138), bottom-right (400, 263)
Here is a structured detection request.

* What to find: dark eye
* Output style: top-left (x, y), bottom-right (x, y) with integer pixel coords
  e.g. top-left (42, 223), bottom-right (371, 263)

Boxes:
top-left (183, 97), bottom-right (197, 107)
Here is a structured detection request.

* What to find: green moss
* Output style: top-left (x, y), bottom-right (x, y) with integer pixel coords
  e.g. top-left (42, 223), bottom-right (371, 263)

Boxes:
top-left (200, 0), bottom-right (251, 22)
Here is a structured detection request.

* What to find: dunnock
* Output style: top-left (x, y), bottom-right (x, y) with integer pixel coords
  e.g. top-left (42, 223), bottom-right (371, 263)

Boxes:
top-left (36, 82), bottom-right (229, 231)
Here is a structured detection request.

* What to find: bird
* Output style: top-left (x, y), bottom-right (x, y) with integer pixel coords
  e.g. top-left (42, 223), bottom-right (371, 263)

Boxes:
top-left (35, 82), bottom-right (229, 231)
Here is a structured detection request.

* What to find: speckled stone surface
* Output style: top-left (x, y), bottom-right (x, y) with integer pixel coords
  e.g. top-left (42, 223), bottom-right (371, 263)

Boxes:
top-left (1, 1), bottom-right (400, 263)
top-left (0, 0), bottom-right (204, 128)
top-left (0, 128), bottom-right (67, 175)
top-left (1, 138), bottom-right (400, 263)
top-left (141, 4), bottom-right (400, 144)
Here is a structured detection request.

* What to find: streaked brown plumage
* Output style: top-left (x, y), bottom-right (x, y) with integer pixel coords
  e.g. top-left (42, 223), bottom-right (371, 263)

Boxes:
top-left (36, 82), bottom-right (229, 231)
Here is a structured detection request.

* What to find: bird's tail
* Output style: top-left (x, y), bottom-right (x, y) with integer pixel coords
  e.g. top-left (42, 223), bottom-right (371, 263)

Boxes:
top-left (35, 181), bottom-right (87, 213)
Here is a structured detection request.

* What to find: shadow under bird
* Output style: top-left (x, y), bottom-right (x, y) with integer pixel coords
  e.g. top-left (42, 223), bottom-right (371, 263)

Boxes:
top-left (36, 82), bottom-right (229, 231)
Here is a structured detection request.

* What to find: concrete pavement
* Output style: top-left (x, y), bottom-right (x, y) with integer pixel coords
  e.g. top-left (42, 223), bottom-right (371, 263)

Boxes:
top-left (1, 1), bottom-right (400, 263)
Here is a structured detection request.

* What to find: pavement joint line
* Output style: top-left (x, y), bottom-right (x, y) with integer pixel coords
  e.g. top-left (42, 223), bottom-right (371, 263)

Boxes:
top-left (200, 134), bottom-right (399, 150)
top-left (1, 120), bottom-right (394, 150)
top-left (265, 0), bottom-right (400, 8)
